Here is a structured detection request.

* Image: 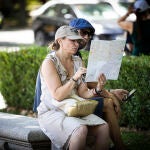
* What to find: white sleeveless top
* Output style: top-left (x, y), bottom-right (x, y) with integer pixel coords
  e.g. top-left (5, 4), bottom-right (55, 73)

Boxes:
top-left (37, 51), bottom-right (106, 149)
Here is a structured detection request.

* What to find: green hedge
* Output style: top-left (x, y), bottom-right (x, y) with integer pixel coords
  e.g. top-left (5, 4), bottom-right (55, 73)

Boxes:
top-left (106, 56), bottom-right (150, 130)
top-left (0, 47), bottom-right (150, 129)
top-left (0, 46), bottom-right (48, 110)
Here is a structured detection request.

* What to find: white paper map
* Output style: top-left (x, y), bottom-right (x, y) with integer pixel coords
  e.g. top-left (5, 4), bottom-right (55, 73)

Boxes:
top-left (85, 40), bottom-right (125, 82)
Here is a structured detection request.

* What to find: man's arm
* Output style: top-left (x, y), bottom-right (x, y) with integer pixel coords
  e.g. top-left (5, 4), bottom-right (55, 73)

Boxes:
top-left (87, 82), bottom-right (129, 101)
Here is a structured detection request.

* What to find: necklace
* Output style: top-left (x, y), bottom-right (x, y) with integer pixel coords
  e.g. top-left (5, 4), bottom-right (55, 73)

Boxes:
top-left (56, 52), bottom-right (74, 79)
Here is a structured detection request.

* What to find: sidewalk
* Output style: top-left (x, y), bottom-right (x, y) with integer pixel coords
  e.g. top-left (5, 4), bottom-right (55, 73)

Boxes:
top-left (0, 28), bottom-right (34, 52)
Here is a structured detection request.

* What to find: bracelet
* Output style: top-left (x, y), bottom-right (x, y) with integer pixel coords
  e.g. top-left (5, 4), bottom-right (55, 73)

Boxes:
top-left (95, 88), bottom-right (102, 95)
top-left (71, 77), bottom-right (78, 82)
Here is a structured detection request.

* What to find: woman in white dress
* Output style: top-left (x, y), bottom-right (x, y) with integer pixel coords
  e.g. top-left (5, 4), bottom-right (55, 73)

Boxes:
top-left (37, 25), bottom-right (109, 150)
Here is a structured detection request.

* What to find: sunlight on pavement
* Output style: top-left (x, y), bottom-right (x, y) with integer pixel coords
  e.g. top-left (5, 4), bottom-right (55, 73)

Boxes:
top-left (0, 29), bottom-right (34, 44)
top-left (0, 46), bottom-right (20, 52)
top-left (0, 93), bottom-right (7, 109)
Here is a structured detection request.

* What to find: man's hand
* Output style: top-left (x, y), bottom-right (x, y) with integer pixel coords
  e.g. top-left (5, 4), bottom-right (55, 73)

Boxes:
top-left (110, 89), bottom-right (129, 101)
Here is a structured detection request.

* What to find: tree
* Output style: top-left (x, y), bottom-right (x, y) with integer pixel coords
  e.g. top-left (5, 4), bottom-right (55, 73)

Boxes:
top-left (0, 0), bottom-right (49, 27)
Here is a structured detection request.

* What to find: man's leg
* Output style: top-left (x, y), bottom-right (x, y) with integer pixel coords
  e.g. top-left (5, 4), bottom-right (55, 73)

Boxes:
top-left (103, 98), bottom-right (125, 150)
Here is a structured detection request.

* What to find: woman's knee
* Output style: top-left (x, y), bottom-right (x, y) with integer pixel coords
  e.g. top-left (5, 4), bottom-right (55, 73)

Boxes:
top-left (97, 123), bottom-right (109, 138)
top-left (75, 125), bottom-right (88, 136)
top-left (101, 123), bottom-right (109, 132)
top-left (69, 125), bottom-right (88, 149)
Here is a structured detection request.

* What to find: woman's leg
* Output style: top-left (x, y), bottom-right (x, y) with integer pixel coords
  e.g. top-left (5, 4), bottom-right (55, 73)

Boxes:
top-left (103, 98), bottom-right (125, 150)
top-left (88, 123), bottom-right (109, 150)
top-left (69, 125), bottom-right (88, 150)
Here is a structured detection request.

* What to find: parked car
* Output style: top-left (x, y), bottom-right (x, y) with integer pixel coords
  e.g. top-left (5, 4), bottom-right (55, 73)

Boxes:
top-left (30, 0), bottom-right (124, 46)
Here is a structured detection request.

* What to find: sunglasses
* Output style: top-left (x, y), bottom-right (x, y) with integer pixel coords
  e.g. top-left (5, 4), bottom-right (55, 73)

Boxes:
top-left (78, 30), bottom-right (92, 37)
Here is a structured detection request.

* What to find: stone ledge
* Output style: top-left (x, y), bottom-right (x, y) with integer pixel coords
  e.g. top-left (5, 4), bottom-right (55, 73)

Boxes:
top-left (0, 112), bottom-right (51, 150)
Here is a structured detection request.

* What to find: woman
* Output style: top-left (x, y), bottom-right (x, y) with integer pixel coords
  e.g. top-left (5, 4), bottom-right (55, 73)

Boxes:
top-left (118, 0), bottom-right (150, 56)
top-left (37, 25), bottom-right (109, 150)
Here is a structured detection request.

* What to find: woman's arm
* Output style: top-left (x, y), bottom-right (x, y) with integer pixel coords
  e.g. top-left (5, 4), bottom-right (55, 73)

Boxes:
top-left (41, 60), bottom-right (77, 101)
top-left (78, 74), bottom-right (106, 99)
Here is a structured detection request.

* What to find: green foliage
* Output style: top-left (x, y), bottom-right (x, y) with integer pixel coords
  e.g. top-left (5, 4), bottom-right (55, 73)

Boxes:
top-left (81, 52), bottom-right (150, 129)
top-left (122, 131), bottom-right (150, 150)
top-left (26, 0), bottom-right (44, 11)
top-left (0, 48), bottom-right (150, 129)
top-left (0, 46), bottom-right (48, 110)
top-left (107, 56), bottom-right (150, 129)
top-left (80, 50), bottom-right (89, 66)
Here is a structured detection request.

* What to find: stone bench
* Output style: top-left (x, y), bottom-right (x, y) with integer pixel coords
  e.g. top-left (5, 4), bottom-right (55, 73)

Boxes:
top-left (0, 112), bottom-right (95, 150)
top-left (0, 112), bottom-right (51, 150)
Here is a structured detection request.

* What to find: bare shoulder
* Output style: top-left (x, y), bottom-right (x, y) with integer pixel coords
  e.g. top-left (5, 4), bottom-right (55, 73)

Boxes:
top-left (41, 58), bottom-right (57, 75)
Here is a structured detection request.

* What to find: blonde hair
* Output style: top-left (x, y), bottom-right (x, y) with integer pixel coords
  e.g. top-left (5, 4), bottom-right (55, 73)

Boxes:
top-left (48, 37), bottom-right (66, 51)
top-left (48, 40), bottom-right (60, 51)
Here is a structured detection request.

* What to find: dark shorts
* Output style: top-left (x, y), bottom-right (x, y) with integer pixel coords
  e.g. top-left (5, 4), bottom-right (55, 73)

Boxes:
top-left (91, 97), bottom-right (104, 118)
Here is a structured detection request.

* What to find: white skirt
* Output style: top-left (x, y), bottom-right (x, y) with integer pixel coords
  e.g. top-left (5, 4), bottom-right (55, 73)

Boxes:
top-left (38, 102), bottom-right (106, 150)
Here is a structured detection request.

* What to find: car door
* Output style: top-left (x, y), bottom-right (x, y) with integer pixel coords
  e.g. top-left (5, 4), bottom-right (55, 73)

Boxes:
top-left (39, 4), bottom-right (61, 38)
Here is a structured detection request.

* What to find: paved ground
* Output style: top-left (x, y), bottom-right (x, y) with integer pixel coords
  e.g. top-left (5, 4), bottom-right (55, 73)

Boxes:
top-left (0, 28), bottom-right (34, 44)
top-left (0, 28), bottom-right (34, 51)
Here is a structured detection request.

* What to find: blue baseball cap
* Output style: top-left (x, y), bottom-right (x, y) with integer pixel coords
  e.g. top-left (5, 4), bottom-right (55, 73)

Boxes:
top-left (69, 18), bottom-right (95, 35)
top-left (134, 0), bottom-right (150, 12)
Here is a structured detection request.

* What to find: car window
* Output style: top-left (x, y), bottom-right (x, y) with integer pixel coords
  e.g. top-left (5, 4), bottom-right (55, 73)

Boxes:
top-left (58, 4), bottom-right (76, 18)
top-left (43, 4), bottom-right (59, 17)
top-left (74, 2), bottom-right (119, 20)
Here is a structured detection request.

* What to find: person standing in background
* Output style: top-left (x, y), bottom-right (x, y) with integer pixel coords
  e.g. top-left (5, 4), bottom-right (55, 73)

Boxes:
top-left (118, 0), bottom-right (150, 56)
top-left (124, 31), bottom-right (133, 55)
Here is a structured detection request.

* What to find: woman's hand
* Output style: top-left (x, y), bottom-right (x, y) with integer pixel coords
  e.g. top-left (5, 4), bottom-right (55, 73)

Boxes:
top-left (73, 67), bottom-right (87, 81)
top-left (96, 73), bottom-right (106, 92)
